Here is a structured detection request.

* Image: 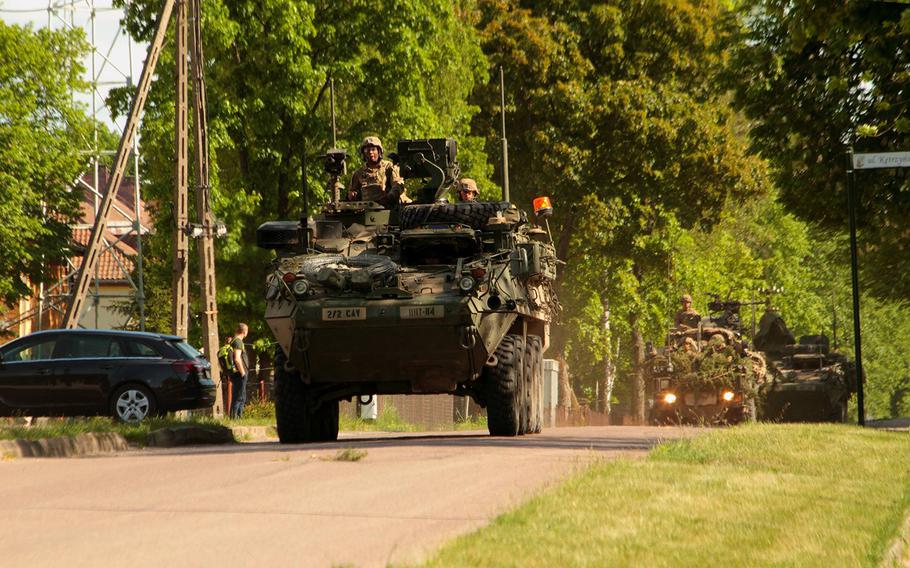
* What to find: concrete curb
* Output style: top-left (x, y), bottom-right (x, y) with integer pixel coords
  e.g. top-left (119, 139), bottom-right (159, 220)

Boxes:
top-left (882, 509), bottom-right (910, 567)
top-left (0, 433), bottom-right (129, 459)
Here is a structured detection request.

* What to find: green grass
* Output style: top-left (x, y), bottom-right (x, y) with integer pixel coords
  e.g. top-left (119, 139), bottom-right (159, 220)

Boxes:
top-left (339, 406), bottom-right (419, 432)
top-left (327, 447), bottom-right (368, 462)
top-left (453, 415), bottom-right (487, 431)
top-left (418, 424), bottom-right (910, 568)
top-left (0, 416), bottom-right (224, 446)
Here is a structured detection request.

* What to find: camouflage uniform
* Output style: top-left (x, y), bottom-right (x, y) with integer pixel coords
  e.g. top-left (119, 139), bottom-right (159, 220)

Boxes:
top-left (674, 294), bottom-right (701, 329)
top-left (347, 136), bottom-right (405, 205)
top-left (349, 159), bottom-right (405, 202)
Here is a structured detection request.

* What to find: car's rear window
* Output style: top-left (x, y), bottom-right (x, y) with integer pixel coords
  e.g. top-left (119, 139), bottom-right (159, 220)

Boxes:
top-left (169, 340), bottom-right (203, 359)
top-left (54, 336), bottom-right (118, 359)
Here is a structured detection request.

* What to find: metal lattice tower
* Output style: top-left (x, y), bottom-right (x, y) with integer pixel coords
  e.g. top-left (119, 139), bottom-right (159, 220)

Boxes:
top-left (0, 0), bottom-right (147, 333)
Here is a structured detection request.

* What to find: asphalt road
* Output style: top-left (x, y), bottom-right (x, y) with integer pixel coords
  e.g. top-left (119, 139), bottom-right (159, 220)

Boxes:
top-left (0, 425), bottom-right (693, 568)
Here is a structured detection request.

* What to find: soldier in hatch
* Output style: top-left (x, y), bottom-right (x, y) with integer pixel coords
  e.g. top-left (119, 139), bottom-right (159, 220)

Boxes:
top-left (674, 294), bottom-right (702, 329)
top-left (456, 178), bottom-right (479, 202)
top-left (347, 136), bottom-right (408, 206)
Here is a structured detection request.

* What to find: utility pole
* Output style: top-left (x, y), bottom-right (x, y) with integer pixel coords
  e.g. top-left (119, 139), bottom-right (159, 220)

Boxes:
top-left (190, 0), bottom-right (223, 415)
top-left (63, 0), bottom-right (176, 329)
top-left (171, 0), bottom-right (190, 339)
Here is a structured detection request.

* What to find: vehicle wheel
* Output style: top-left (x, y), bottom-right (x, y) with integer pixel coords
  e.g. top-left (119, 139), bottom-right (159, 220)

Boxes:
top-left (110, 384), bottom-right (157, 423)
top-left (524, 335), bottom-right (544, 434)
top-left (312, 400), bottom-right (340, 442)
top-left (274, 349), bottom-right (339, 443)
top-left (483, 334), bottom-right (524, 437)
top-left (399, 201), bottom-right (515, 230)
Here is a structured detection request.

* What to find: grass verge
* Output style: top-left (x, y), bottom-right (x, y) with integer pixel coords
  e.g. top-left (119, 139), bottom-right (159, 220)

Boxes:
top-left (0, 416), bottom-right (224, 446)
top-left (418, 424), bottom-right (910, 568)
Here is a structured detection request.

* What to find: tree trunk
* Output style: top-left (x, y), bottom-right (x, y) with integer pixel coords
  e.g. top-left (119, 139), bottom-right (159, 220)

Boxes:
top-left (628, 263), bottom-right (647, 424)
top-left (603, 337), bottom-right (619, 420)
top-left (601, 294), bottom-right (617, 420)
top-left (556, 354), bottom-right (577, 420)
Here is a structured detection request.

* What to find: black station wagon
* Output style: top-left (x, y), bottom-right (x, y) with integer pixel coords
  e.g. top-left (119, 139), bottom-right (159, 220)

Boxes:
top-left (0, 329), bottom-right (216, 422)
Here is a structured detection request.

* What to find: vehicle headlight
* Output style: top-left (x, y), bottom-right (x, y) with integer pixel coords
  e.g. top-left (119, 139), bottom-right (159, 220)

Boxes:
top-left (458, 276), bottom-right (475, 292)
top-left (663, 393), bottom-right (677, 404)
top-left (721, 390), bottom-right (735, 402)
top-left (292, 279), bottom-right (309, 296)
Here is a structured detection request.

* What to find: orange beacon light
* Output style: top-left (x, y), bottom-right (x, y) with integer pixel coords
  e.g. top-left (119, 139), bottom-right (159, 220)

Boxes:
top-left (533, 196), bottom-right (553, 217)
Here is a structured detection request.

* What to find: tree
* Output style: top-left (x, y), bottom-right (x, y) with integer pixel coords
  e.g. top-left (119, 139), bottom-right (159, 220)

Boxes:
top-left (113, 0), bottom-right (491, 339)
top-left (732, 0), bottom-right (910, 300)
top-left (0, 22), bottom-right (93, 307)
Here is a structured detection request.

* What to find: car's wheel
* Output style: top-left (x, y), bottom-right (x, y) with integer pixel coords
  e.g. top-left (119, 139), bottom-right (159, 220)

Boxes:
top-left (483, 334), bottom-right (524, 437)
top-left (110, 384), bottom-right (157, 423)
top-left (274, 348), bottom-right (339, 443)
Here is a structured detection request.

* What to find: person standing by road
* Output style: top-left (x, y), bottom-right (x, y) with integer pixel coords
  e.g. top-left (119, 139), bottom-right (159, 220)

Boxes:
top-left (229, 323), bottom-right (250, 419)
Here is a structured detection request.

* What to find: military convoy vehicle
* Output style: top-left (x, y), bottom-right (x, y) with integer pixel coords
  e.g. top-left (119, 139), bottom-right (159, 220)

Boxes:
top-left (754, 309), bottom-right (856, 422)
top-left (256, 139), bottom-right (559, 443)
top-left (647, 296), bottom-right (767, 425)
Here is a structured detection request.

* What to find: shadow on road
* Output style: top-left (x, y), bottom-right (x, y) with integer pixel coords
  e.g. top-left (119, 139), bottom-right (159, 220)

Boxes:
top-left (142, 426), bottom-right (695, 459)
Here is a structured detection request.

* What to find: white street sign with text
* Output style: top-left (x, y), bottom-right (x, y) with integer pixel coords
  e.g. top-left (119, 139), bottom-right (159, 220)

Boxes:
top-left (853, 151), bottom-right (910, 170)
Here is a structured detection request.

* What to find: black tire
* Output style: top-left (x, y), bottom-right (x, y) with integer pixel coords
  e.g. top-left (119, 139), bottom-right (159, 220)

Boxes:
top-left (399, 201), bottom-right (514, 230)
top-left (483, 334), bottom-right (525, 437)
top-left (274, 349), bottom-right (339, 443)
top-left (526, 336), bottom-right (544, 434)
top-left (110, 383), bottom-right (157, 423)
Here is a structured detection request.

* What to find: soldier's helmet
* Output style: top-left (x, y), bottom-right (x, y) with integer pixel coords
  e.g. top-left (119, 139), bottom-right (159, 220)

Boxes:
top-left (359, 136), bottom-right (384, 157)
top-left (457, 178), bottom-right (478, 195)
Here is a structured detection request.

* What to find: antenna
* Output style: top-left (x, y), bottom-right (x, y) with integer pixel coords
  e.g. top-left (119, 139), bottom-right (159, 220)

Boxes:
top-left (499, 66), bottom-right (510, 203)
top-left (330, 76), bottom-right (337, 148)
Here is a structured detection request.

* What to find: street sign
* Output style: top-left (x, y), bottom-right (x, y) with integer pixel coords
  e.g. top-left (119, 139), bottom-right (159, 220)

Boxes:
top-left (852, 151), bottom-right (910, 170)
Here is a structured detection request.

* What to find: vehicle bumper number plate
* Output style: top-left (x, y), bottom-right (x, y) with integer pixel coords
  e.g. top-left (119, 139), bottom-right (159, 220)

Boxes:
top-left (400, 305), bottom-right (443, 319)
top-left (322, 307), bottom-right (366, 321)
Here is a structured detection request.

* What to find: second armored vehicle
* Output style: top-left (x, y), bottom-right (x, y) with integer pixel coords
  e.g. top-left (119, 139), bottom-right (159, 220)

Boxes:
top-left (257, 139), bottom-right (559, 442)
top-left (648, 297), bottom-right (767, 425)
top-left (754, 309), bottom-right (856, 422)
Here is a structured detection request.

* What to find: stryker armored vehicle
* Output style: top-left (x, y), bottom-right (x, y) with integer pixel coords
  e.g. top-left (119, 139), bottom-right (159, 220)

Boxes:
top-left (256, 139), bottom-right (559, 442)
top-left (648, 296), bottom-right (767, 425)
top-left (754, 309), bottom-right (855, 422)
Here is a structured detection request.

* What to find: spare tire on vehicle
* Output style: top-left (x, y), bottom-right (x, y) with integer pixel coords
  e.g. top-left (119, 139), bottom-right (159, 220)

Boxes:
top-left (399, 201), bottom-right (515, 230)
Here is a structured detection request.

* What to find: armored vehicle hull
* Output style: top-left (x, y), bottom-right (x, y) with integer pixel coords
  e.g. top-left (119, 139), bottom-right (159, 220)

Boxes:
top-left (754, 312), bottom-right (855, 423)
top-left (258, 143), bottom-right (558, 443)
top-left (647, 326), bottom-right (764, 425)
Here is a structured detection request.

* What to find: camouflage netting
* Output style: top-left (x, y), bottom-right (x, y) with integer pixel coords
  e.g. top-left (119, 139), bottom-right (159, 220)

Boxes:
top-left (663, 334), bottom-right (767, 397)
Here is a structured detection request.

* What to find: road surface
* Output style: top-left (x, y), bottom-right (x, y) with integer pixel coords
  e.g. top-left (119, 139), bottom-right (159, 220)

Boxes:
top-left (0, 425), bottom-right (693, 567)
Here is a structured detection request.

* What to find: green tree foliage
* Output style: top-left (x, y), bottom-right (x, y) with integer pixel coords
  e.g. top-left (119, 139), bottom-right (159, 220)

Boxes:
top-left (473, 0), bottom-right (767, 419)
top-left (113, 0), bottom-right (489, 337)
top-left (732, 0), bottom-right (910, 300)
top-left (0, 22), bottom-right (93, 306)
